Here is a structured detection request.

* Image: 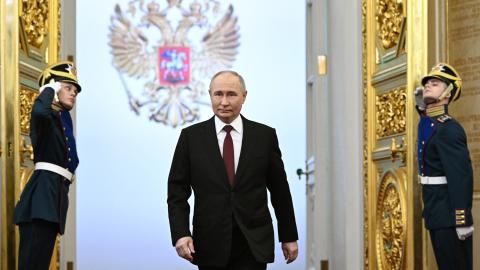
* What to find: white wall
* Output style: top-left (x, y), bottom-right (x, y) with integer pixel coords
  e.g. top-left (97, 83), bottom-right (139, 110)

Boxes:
top-left (327, 0), bottom-right (364, 268)
top-left (76, 1), bottom-right (305, 269)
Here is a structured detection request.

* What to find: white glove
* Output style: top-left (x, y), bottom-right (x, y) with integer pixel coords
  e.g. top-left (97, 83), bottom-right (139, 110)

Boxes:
top-left (39, 81), bottom-right (61, 94)
top-left (414, 87), bottom-right (426, 111)
top-left (456, 226), bottom-right (474, 240)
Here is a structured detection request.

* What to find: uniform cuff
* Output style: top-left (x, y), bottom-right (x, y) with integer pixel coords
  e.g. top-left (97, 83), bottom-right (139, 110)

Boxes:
top-left (455, 209), bottom-right (466, 226)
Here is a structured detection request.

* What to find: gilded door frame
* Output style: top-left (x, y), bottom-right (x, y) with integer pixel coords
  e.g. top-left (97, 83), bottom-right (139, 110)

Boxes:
top-left (363, 0), bottom-right (429, 269)
top-left (1, 0), bottom-right (60, 269)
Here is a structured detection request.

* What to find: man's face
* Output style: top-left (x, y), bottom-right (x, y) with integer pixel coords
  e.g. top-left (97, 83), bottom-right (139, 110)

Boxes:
top-left (57, 82), bottom-right (78, 111)
top-left (423, 78), bottom-right (449, 103)
top-left (209, 73), bottom-right (247, 124)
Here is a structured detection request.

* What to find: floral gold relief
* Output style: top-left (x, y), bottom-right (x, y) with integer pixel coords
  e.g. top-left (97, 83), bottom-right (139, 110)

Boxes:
top-left (20, 0), bottom-right (49, 49)
top-left (376, 88), bottom-right (406, 138)
top-left (362, 0), bottom-right (369, 268)
top-left (20, 167), bottom-right (34, 192)
top-left (375, 0), bottom-right (404, 50)
top-left (20, 88), bottom-right (38, 135)
top-left (376, 173), bottom-right (406, 270)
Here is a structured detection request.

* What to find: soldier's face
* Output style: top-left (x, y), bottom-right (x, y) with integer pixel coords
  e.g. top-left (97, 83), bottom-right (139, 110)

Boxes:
top-left (209, 73), bottom-right (247, 124)
top-left (57, 82), bottom-right (78, 111)
top-left (423, 78), bottom-right (449, 103)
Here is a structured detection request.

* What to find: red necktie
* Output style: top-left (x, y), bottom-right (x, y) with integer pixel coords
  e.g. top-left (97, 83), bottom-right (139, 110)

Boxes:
top-left (223, 125), bottom-right (235, 187)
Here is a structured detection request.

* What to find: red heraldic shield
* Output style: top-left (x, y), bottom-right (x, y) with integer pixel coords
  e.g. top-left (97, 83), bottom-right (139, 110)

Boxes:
top-left (158, 47), bottom-right (190, 86)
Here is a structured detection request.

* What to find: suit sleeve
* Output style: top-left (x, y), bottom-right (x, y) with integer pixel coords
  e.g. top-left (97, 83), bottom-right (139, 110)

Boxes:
top-left (436, 121), bottom-right (474, 227)
top-left (167, 129), bottom-right (193, 246)
top-left (31, 87), bottom-right (55, 118)
top-left (266, 129), bottom-right (298, 242)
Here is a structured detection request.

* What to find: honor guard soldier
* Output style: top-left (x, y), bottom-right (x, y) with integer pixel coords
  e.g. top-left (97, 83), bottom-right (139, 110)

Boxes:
top-left (415, 63), bottom-right (474, 270)
top-left (13, 61), bottom-right (81, 270)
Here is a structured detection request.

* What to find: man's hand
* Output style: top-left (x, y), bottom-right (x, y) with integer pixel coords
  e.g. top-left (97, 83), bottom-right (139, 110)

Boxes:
top-left (175, 236), bottom-right (195, 262)
top-left (456, 226), bottom-right (474, 240)
top-left (39, 81), bottom-right (61, 94)
top-left (281, 241), bottom-right (298, 264)
top-left (414, 87), bottom-right (426, 111)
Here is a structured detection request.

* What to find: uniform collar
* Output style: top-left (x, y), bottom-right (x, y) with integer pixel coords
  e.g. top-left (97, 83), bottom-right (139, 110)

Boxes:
top-left (426, 104), bottom-right (448, 118)
top-left (215, 115), bottom-right (243, 135)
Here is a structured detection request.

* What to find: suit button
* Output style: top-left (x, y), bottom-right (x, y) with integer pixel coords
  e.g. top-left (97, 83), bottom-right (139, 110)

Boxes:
top-left (422, 141), bottom-right (425, 145)
top-left (66, 137), bottom-right (69, 141)
top-left (431, 123), bottom-right (434, 127)
top-left (68, 158), bottom-right (71, 162)
top-left (68, 147), bottom-right (71, 151)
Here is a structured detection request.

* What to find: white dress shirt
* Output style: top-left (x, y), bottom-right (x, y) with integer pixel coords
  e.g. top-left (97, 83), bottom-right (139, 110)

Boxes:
top-left (214, 115), bottom-right (243, 172)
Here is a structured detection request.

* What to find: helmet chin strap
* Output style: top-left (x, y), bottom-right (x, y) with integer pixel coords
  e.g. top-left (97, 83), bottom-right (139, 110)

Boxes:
top-left (437, 83), bottom-right (453, 101)
top-left (423, 83), bottom-right (453, 104)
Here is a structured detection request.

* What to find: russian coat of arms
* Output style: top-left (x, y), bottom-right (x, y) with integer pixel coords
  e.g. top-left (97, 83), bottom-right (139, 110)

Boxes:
top-left (108, 0), bottom-right (240, 127)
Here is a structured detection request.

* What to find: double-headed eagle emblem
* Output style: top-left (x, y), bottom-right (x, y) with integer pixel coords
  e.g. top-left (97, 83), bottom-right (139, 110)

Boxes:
top-left (109, 0), bottom-right (240, 127)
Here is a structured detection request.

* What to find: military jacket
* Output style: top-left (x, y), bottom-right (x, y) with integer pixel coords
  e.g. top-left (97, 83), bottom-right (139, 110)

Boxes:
top-left (13, 87), bottom-right (79, 234)
top-left (418, 105), bottom-right (473, 230)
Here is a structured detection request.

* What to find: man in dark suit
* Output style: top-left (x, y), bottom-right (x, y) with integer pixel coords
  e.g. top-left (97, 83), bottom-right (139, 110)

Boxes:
top-left (168, 70), bottom-right (298, 270)
top-left (415, 63), bottom-right (474, 270)
top-left (13, 61), bottom-right (80, 270)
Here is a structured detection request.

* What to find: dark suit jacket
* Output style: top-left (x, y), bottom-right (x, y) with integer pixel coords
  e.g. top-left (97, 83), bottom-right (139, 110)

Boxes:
top-left (418, 113), bottom-right (473, 230)
top-left (168, 115), bottom-right (298, 266)
top-left (13, 87), bottom-right (77, 234)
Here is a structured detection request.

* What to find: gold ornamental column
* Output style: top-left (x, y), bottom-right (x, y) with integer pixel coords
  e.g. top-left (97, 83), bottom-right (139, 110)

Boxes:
top-left (1, 1), bottom-right (20, 270)
top-left (1, 0), bottom-right (61, 269)
top-left (405, 0), bottom-right (429, 269)
top-left (363, 0), bottom-right (430, 269)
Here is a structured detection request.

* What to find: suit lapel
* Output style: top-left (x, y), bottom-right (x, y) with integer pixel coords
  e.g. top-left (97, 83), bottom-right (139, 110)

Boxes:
top-left (235, 116), bottom-right (256, 184)
top-left (202, 117), bottom-right (231, 188)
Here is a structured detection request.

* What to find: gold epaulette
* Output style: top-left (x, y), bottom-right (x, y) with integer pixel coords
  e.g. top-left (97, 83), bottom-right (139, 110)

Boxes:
top-left (437, 114), bottom-right (452, 123)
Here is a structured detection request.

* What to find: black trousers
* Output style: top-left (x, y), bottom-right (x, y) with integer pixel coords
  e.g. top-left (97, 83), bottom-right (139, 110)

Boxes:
top-left (429, 228), bottom-right (472, 270)
top-left (198, 222), bottom-right (266, 270)
top-left (18, 219), bottom-right (58, 270)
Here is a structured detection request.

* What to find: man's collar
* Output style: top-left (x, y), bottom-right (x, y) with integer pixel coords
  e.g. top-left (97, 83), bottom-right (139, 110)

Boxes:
top-left (215, 115), bottom-right (243, 135)
top-left (426, 104), bottom-right (448, 118)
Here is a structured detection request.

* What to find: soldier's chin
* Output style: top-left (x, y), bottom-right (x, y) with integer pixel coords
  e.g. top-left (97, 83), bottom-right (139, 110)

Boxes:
top-left (59, 101), bottom-right (74, 111)
top-left (423, 96), bottom-right (438, 105)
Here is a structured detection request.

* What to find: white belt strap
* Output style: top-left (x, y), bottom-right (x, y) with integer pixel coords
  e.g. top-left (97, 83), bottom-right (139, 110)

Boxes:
top-left (419, 176), bottom-right (447, 185)
top-left (35, 162), bottom-right (73, 182)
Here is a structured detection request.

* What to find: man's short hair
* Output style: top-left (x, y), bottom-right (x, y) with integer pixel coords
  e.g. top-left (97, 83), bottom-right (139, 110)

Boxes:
top-left (209, 70), bottom-right (246, 92)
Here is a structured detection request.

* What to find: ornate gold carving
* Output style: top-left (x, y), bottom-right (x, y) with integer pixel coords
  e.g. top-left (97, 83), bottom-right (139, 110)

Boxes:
top-left (390, 136), bottom-right (406, 163)
top-left (376, 0), bottom-right (404, 49)
top-left (20, 88), bottom-right (38, 134)
top-left (376, 173), bottom-right (406, 270)
top-left (20, 166), bottom-right (34, 192)
top-left (57, 1), bottom-right (61, 57)
top-left (362, 0), bottom-right (369, 268)
top-left (376, 88), bottom-right (406, 138)
top-left (20, 0), bottom-right (49, 48)
top-left (20, 137), bottom-right (34, 164)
